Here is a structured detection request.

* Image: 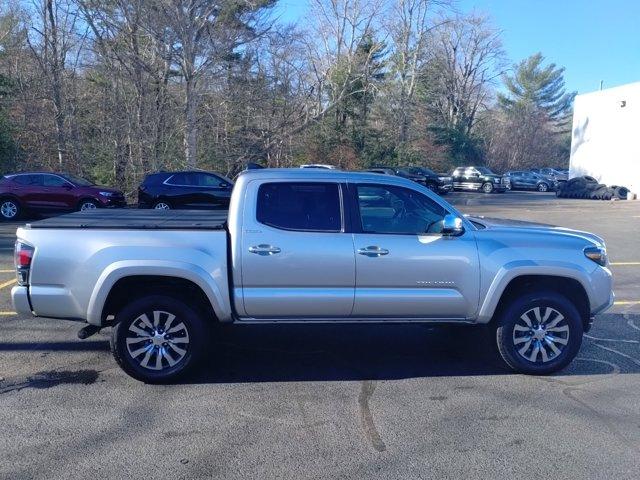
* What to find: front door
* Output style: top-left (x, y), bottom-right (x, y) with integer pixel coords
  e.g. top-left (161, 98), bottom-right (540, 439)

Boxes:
top-left (350, 183), bottom-right (480, 319)
top-left (240, 180), bottom-right (355, 318)
top-left (35, 174), bottom-right (77, 210)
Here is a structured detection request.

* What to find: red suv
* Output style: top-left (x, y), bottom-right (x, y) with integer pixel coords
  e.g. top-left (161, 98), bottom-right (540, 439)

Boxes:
top-left (0, 172), bottom-right (126, 220)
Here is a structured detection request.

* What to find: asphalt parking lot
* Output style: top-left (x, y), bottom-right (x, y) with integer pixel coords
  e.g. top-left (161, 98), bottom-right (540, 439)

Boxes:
top-left (1, 192), bottom-right (639, 479)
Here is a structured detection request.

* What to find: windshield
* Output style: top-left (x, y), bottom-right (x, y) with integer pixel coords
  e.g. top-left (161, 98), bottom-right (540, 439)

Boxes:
top-left (64, 174), bottom-right (95, 186)
top-left (476, 167), bottom-right (495, 175)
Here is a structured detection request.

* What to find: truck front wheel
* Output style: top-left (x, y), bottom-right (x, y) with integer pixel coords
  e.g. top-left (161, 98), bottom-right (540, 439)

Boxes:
top-left (110, 295), bottom-right (207, 383)
top-left (495, 291), bottom-right (583, 375)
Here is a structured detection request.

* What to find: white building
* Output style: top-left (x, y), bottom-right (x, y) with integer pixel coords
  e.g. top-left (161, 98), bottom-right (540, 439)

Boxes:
top-left (570, 82), bottom-right (640, 193)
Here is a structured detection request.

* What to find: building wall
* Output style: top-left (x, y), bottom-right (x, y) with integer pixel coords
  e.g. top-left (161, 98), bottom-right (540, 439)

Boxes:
top-left (570, 82), bottom-right (640, 193)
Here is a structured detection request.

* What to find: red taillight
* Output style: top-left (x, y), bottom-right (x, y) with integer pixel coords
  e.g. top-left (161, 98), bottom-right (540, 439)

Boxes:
top-left (15, 242), bottom-right (34, 285)
top-left (15, 242), bottom-right (34, 268)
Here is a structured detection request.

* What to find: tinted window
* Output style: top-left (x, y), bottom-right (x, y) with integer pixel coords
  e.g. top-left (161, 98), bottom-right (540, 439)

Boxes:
top-left (257, 182), bottom-right (341, 232)
top-left (12, 175), bottom-right (39, 185)
top-left (42, 175), bottom-right (68, 187)
top-left (194, 173), bottom-right (224, 187)
top-left (356, 184), bottom-right (447, 235)
top-left (64, 174), bottom-right (94, 186)
top-left (166, 173), bottom-right (194, 186)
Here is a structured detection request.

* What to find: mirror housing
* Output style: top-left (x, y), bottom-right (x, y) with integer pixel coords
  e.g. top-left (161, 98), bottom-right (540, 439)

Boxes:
top-left (442, 214), bottom-right (464, 236)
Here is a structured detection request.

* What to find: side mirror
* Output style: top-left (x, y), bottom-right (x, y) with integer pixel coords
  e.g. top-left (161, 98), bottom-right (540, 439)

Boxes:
top-left (470, 172), bottom-right (479, 177)
top-left (442, 214), bottom-right (464, 236)
top-left (219, 182), bottom-right (230, 189)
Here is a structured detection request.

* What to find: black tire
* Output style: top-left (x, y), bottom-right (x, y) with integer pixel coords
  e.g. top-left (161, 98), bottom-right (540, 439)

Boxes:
top-left (153, 200), bottom-right (172, 210)
top-left (426, 183), bottom-right (439, 193)
top-left (614, 186), bottom-right (629, 199)
top-left (495, 291), bottom-right (583, 375)
top-left (78, 199), bottom-right (99, 211)
top-left (481, 182), bottom-right (494, 194)
top-left (110, 295), bottom-right (208, 383)
top-left (537, 182), bottom-right (549, 192)
top-left (0, 198), bottom-right (21, 220)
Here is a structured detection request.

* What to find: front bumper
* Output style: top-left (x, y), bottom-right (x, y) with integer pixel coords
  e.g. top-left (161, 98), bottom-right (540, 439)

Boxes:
top-left (438, 184), bottom-right (454, 193)
top-left (11, 285), bottom-right (33, 317)
top-left (98, 197), bottom-right (127, 208)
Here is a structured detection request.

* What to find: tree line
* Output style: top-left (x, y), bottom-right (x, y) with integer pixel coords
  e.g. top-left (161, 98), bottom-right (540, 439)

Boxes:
top-left (0, 0), bottom-right (575, 195)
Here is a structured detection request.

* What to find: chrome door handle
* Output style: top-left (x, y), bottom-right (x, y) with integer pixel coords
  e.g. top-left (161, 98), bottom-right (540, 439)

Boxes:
top-left (357, 246), bottom-right (389, 257)
top-left (249, 244), bottom-right (281, 256)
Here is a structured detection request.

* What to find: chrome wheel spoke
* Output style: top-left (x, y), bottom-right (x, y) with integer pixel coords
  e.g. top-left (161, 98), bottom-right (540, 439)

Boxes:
top-left (520, 312), bottom-right (533, 327)
top-left (547, 335), bottom-right (568, 346)
top-left (544, 337), bottom-right (561, 356)
top-left (169, 337), bottom-right (189, 344)
top-left (545, 313), bottom-right (565, 330)
top-left (125, 309), bottom-right (189, 371)
top-left (168, 343), bottom-right (186, 357)
top-left (547, 324), bottom-right (569, 333)
top-left (129, 324), bottom-right (151, 337)
top-left (513, 306), bottom-right (569, 364)
top-left (137, 313), bottom-right (154, 330)
top-left (518, 339), bottom-right (532, 356)
top-left (528, 343), bottom-right (540, 362)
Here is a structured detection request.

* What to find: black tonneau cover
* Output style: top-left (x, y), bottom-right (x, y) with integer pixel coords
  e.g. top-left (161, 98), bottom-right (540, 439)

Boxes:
top-left (26, 209), bottom-right (228, 230)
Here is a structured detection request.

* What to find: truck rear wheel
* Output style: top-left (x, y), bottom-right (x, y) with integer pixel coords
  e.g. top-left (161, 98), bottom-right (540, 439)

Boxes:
top-left (495, 291), bottom-right (583, 375)
top-left (110, 295), bottom-right (207, 383)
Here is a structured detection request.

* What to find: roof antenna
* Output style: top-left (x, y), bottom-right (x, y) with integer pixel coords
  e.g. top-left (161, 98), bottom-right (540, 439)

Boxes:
top-left (599, 80), bottom-right (603, 91)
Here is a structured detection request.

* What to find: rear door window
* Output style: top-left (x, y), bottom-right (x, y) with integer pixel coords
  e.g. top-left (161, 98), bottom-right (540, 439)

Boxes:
top-left (42, 175), bottom-right (68, 187)
top-left (256, 182), bottom-right (342, 232)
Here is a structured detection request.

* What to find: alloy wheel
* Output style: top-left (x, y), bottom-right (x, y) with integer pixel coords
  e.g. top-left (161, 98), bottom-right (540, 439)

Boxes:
top-left (80, 202), bottom-right (97, 211)
top-left (154, 202), bottom-right (170, 210)
top-left (125, 310), bottom-right (190, 371)
top-left (512, 306), bottom-right (569, 363)
top-left (1, 201), bottom-right (18, 219)
top-left (538, 183), bottom-right (548, 192)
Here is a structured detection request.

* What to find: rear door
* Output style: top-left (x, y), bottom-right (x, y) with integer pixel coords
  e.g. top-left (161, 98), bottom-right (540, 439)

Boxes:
top-left (350, 183), bottom-right (480, 319)
top-left (239, 180), bottom-right (355, 318)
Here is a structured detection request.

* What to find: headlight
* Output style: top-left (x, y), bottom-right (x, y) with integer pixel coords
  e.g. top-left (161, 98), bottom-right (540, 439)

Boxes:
top-left (584, 246), bottom-right (607, 266)
top-left (99, 191), bottom-right (115, 197)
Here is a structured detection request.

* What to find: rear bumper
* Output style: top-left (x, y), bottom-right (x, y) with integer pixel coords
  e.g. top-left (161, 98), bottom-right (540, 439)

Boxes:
top-left (11, 285), bottom-right (33, 317)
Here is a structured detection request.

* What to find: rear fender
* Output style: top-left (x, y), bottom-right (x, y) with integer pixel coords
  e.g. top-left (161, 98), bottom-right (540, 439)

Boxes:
top-left (87, 260), bottom-right (231, 325)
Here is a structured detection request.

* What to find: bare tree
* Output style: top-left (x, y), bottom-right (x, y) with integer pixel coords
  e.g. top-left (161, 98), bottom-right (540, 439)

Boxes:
top-left (386, 0), bottom-right (449, 143)
top-left (421, 13), bottom-right (505, 135)
top-left (26, 0), bottom-right (84, 168)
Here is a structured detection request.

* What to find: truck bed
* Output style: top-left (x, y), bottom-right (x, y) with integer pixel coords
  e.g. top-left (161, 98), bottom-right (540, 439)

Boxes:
top-left (25, 209), bottom-right (228, 230)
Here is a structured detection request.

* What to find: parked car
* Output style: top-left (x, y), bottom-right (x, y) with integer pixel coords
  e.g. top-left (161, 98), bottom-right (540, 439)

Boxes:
top-left (13, 169), bottom-right (613, 382)
top-left (0, 172), bottom-right (125, 220)
top-left (530, 168), bottom-right (568, 184)
top-left (505, 171), bottom-right (556, 192)
top-left (451, 166), bottom-right (508, 193)
top-left (366, 167), bottom-right (453, 195)
top-left (403, 166), bottom-right (454, 194)
top-left (138, 171), bottom-right (233, 210)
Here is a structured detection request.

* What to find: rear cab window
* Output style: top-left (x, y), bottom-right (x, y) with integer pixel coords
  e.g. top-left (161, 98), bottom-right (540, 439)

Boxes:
top-left (256, 182), bottom-right (342, 232)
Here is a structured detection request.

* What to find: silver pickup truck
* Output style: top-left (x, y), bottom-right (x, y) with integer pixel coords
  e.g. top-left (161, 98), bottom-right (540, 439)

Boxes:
top-left (12, 169), bottom-right (613, 382)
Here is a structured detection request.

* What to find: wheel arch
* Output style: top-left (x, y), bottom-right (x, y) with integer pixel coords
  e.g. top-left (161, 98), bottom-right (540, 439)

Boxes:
top-left (484, 274), bottom-right (590, 330)
top-left (87, 262), bottom-right (232, 326)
